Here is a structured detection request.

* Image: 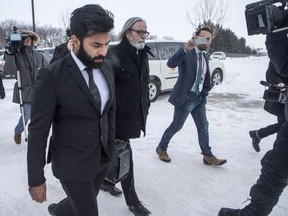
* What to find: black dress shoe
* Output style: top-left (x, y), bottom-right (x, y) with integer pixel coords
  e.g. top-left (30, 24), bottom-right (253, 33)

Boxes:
top-left (219, 208), bottom-right (242, 216)
top-left (129, 202), bottom-right (151, 216)
top-left (249, 130), bottom-right (261, 153)
top-left (48, 203), bottom-right (57, 216)
top-left (219, 207), bottom-right (256, 216)
top-left (101, 184), bottom-right (122, 197)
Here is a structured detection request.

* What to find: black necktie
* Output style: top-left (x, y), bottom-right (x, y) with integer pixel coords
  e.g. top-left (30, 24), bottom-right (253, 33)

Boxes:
top-left (86, 68), bottom-right (101, 111)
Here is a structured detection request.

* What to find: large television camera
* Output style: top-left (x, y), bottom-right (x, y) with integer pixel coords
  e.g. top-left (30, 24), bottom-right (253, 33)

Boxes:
top-left (5, 26), bottom-right (29, 52)
top-left (245, 0), bottom-right (288, 35)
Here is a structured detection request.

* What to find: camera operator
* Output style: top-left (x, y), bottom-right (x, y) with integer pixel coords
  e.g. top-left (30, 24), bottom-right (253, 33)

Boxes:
top-left (4, 30), bottom-right (48, 144)
top-left (218, 29), bottom-right (288, 216)
top-left (0, 75), bottom-right (5, 99)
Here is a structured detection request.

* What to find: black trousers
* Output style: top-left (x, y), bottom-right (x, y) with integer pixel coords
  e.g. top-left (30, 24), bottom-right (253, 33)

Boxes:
top-left (248, 122), bottom-right (288, 215)
top-left (103, 142), bottom-right (139, 207)
top-left (54, 154), bottom-right (110, 216)
top-left (257, 116), bottom-right (286, 139)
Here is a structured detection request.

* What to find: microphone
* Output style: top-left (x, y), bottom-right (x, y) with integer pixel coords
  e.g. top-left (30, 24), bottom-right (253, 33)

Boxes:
top-left (260, 80), bottom-right (271, 87)
top-left (260, 80), bottom-right (287, 89)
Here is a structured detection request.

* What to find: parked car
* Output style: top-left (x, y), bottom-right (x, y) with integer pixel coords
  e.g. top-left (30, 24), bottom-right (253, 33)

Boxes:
top-left (0, 49), bottom-right (5, 56)
top-left (0, 54), bottom-right (5, 74)
top-left (210, 51), bottom-right (226, 60)
top-left (36, 47), bottom-right (55, 63)
top-left (145, 40), bottom-right (225, 102)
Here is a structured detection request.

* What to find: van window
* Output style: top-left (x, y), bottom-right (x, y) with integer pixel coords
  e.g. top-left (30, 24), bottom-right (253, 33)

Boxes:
top-left (146, 42), bottom-right (159, 60)
top-left (157, 43), bottom-right (184, 60)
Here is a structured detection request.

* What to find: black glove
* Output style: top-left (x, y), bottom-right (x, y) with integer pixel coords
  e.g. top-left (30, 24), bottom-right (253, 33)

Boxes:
top-left (0, 89), bottom-right (5, 99)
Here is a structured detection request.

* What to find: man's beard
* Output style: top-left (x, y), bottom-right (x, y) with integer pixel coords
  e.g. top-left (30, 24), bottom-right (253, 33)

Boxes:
top-left (76, 43), bottom-right (105, 69)
top-left (127, 36), bottom-right (145, 50)
top-left (198, 44), bottom-right (207, 51)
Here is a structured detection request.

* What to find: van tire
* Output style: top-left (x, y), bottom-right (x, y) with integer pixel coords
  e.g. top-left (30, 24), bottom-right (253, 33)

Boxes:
top-left (211, 69), bottom-right (223, 86)
top-left (148, 80), bottom-right (160, 102)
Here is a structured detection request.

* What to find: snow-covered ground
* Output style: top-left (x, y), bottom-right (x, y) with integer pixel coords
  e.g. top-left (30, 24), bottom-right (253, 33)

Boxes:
top-left (0, 56), bottom-right (287, 216)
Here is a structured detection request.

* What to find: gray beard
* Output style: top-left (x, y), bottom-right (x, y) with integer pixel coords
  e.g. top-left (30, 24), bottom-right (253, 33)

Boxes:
top-left (128, 37), bottom-right (145, 50)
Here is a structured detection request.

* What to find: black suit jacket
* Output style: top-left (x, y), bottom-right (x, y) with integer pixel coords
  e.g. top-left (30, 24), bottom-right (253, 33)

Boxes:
top-left (27, 54), bottom-right (116, 187)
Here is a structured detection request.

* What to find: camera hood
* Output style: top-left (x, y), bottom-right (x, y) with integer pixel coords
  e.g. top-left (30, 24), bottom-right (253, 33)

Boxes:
top-left (245, 0), bottom-right (288, 35)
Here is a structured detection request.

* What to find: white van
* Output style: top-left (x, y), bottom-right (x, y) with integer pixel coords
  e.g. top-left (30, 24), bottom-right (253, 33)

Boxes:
top-left (109, 40), bottom-right (225, 102)
top-left (146, 40), bottom-right (225, 102)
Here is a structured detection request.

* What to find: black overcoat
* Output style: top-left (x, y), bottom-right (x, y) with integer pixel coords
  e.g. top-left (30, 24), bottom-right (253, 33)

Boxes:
top-left (107, 37), bottom-right (151, 139)
top-left (264, 61), bottom-right (288, 118)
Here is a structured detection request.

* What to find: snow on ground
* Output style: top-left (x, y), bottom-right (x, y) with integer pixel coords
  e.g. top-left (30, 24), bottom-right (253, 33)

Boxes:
top-left (0, 56), bottom-right (287, 216)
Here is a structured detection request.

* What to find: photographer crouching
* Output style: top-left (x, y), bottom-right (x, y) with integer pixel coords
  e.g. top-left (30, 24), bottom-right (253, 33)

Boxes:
top-left (4, 29), bottom-right (48, 144)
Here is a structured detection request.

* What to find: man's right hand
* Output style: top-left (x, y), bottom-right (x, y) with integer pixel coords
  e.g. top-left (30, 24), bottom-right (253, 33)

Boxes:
top-left (29, 183), bottom-right (47, 203)
top-left (184, 37), bottom-right (197, 53)
top-left (278, 82), bottom-right (287, 92)
top-left (67, 39), bottom-right (73, 51)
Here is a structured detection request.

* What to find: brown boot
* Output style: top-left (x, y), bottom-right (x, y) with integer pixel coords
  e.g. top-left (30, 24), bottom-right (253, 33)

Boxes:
top-left (156, 147), bottom-right (171, 162)
top-left (14, 133), bottom-right (21, 144)
top-left (203, 155), bottom-right (226, 166)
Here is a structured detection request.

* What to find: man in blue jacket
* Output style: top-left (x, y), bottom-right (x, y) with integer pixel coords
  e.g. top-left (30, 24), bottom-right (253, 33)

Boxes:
top-left (156, 26), bottom-right (227, 166)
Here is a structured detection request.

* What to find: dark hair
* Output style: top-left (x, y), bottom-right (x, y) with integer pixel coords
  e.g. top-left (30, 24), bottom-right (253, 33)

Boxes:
top-left (66, 28), bottom-right (71, 37)
top-left (70, 4), bottom-right (114, 41)
top-left (195, 26), bottom-right (212, 36)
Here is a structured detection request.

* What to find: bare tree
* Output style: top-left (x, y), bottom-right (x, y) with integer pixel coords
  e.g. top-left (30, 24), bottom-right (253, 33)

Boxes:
top-left (186, 0), bottom-right (229, 37)
top-left (37, 25), bottom-right (66, 47)
top-left (59, 8), bottom-right (71, 31)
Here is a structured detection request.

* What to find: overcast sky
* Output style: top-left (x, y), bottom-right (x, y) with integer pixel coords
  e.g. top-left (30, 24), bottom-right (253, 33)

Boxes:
top-left (0, 0), bottom-right (266, 48)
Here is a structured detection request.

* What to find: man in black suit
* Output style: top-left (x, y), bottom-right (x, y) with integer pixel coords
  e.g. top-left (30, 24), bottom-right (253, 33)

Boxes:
top-left (27, 4), bottom-right (116, 216)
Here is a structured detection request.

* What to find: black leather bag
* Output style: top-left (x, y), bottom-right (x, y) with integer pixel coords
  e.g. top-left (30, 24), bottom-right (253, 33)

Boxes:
top-left (105, 140), bottom-right (131, 184)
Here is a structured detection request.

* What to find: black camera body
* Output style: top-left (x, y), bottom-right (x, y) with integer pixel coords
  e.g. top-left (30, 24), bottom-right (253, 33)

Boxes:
top-left (263, 87), bottom-right (286, 103)
top-left (5, 26), bottom-right (29, 52)
top-left (245, 0), bottom-right (288, 35)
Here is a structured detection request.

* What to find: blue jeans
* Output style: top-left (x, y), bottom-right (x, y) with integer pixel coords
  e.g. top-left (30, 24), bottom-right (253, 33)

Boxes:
top-left (15, 103), bottom-right (31, 134)
top-left (158, 93), bottom-right (212, 156)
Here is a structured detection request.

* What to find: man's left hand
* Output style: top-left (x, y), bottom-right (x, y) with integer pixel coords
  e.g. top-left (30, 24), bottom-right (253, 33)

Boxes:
top-left (29, 183), bottom-right (47, 203)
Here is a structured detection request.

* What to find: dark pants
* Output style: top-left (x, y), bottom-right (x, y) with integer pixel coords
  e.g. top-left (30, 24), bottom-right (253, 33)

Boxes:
top-left (248, 122), bottom-right (288, 215)
top-left (158, 93), bottom-right (212, 156)
top-left (103, 142), bottom-right (139, 207)
top-left (257, 116), bottom-right (286, 139)
top-left (54, 154), bottom-right (110, 216)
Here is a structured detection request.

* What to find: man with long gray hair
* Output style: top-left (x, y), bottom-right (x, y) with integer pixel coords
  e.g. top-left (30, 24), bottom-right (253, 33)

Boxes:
top-left (101, 17), bottom-right (152, 216)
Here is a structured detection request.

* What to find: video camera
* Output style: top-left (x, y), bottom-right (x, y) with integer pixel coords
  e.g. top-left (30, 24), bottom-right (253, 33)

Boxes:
top-left (5, 26), bottom-right (29, 52)
top-left (261, 80), bottom-right (287, 103)
top-left (245, 0), bottom-right (288, 35)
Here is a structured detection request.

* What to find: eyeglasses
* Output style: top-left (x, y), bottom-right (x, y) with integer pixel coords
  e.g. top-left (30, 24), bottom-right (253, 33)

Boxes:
top-left (130, 29), bottom-right (150, 37)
